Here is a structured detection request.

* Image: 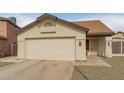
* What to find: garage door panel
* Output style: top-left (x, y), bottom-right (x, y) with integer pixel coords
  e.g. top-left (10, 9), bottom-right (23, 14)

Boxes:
top-left (26, 38), bottom-right (75, 61)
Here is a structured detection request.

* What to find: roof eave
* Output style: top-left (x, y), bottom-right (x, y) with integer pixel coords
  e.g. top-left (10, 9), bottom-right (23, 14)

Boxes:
top-left (87, 32), bottom-right (114, 37)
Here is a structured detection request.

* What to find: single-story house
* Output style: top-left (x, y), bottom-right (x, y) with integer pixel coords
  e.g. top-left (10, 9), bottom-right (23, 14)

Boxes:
top-left (17, 13), bottom-right (114, 61)
top-left (112, 32), bottom-right (124, 56)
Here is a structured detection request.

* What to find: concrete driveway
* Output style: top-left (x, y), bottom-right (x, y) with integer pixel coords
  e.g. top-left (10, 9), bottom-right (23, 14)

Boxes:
top-left (0, 57), bottom-right (74, 80)
top-left (75, 56), bottom-right (111, 67)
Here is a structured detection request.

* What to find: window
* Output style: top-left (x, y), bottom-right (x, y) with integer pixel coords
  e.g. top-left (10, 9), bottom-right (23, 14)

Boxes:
top-left (44, 22), bottom-right (54, 27)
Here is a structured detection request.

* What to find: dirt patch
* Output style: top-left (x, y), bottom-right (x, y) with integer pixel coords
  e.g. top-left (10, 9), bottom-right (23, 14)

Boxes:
top-left (0, 62), bottom-right (14, 68)
top-left (71, 57), bottom-right (124, 80)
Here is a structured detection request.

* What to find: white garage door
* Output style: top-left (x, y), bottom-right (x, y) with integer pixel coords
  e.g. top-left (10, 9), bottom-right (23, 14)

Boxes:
top-left (25, 38), bottom-right (75, 61)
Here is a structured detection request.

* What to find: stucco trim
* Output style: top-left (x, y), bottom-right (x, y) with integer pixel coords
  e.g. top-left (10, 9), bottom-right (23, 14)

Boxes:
top-left (25, 36), bottom-right (76, 40)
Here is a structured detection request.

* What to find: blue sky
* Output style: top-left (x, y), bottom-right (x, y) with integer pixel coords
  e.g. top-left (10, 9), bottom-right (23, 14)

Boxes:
top-left (0, 13), bottom-right (124, 32)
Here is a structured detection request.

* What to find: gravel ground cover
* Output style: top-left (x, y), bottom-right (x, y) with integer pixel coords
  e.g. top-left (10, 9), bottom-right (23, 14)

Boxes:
top-left (71, 57), bottom-right (124, 80)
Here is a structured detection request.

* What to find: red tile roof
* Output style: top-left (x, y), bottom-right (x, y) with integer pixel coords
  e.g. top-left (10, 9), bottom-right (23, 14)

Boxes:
top-left (73, 20), bottom-right (114, 36)
top-left (18, 13), bottom-right (114, 36)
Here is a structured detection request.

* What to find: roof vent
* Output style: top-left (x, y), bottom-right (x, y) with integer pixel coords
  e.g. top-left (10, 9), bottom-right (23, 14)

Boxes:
top-left (9, 17), bottom-right (16, 24)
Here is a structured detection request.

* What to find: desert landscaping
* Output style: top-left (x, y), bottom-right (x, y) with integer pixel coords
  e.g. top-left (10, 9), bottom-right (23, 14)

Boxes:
top-left (72, 57), bottom-right (124, 80)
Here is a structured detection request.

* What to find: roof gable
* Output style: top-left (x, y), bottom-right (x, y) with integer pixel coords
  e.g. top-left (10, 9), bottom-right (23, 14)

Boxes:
top-left (112, 31), bottom-right (124, 38)
top-left (115, 31), bottom-right (124, 35)
top-left (18, 13), bottom-right (89, 34)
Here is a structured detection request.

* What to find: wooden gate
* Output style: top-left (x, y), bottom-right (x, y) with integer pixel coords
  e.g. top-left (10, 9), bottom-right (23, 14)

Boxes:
top-left (10, 44), bottom-right (17, 56)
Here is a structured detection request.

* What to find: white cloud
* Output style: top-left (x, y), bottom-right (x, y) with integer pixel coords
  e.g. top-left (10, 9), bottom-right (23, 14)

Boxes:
top-left (15, 14), bottom-right (35, 27)
top-left (0, 14), bottom-right (36, 27)
top-left (69, 14), bottom-right (124, 32)
top-left (17, 14), bottom-right (124, 32)
top-left (1, 13), bottom-right (124, 32)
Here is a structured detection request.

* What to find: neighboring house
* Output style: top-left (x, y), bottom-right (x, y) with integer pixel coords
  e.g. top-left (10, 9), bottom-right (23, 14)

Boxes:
top-left (112, 32), bottom-right (124, 56)
top-left (17, 13), bottom-right (114, 61)
top-left (0, 17), bottom-right (20, 57)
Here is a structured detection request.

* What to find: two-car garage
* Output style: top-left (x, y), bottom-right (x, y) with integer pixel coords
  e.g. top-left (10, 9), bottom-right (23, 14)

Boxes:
top-left (25, 38), bottom-right (75, 61)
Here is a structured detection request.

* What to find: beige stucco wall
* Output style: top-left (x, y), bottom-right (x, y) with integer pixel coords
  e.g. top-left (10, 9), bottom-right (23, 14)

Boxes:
top-left (98, 37), bottom-right (106, 57)
top-left (105, 36), bottom-right (112, 58)
top-left (76, 39), bottom-right (86, 60)
top-left (17, 18), bottom-right (86, 60)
